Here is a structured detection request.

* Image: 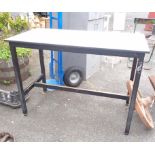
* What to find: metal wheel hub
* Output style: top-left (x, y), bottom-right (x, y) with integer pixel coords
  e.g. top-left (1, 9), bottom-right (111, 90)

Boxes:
top-left (69, 72), bottom-right (80, 84)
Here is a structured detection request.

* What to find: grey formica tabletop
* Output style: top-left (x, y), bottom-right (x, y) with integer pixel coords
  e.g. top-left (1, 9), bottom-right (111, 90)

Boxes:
top-left (5, 28), bottom-right (150, 54)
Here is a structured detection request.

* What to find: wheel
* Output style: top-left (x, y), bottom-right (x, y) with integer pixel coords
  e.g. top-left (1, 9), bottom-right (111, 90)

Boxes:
top-left (63, 66), bottom-right (83, 87)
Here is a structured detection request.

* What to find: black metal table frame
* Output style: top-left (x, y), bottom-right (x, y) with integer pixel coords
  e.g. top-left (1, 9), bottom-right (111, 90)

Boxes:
top-left (9, 41), bottom-right (145, 135)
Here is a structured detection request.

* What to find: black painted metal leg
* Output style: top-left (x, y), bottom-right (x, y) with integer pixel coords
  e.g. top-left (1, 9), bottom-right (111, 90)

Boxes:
top-left (9, 43), bottom-right (27, 115)
top-left (39, 49), bottom-right (47, 92)
top-left (126, 58), bottom-right (138, 105)
top-left (125, 55), bottom-right (144, 135)
top-left (130, 58), bottom-right (137, 81)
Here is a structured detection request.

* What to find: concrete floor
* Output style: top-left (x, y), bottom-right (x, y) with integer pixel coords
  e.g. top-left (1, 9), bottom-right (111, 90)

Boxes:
top-left (0, 51), bottom-right (155, 142)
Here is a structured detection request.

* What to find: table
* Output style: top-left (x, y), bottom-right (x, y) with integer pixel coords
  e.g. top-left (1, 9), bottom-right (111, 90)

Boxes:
top-left (5, 28), bottom-right (149, 135)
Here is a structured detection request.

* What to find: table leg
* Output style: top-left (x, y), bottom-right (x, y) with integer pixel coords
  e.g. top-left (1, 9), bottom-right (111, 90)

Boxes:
top-left (125, 55), bottom-right (144, 135)
top-left (39, 49), bottom-right (47, 92)
top-left (130, 58), bottom-right (138, 81)
top-left (9, 44), bottom-right (27, 115)
top-left (126, 58), bottom-right (138, 105)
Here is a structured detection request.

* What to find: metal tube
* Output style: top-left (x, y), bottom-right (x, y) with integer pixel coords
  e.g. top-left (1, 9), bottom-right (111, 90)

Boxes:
top-left (58, 12), bottom-right (62, 29)
top-left (49, 12), bottom-right (53, 28)
top-left (11, 42), bottom-right (143, 58)
top-left (24, 74), bottom-right (43, 95)
top-left (39, 49), bottom-right (47, 92)
top-left (57, 12), bottom-right (64, 84)
top-left (125, 54), bottom-right (145, 135)
top-left (126, 58), bottom-right (138, 105)
top-left (34, 82), bottom-right (129, 100)
top-left (9, 43), bottom-right (27, 115)
top-left (130, 58), bottom-right (137, 81)
top-left (49, 12), bottom-right (55, 78)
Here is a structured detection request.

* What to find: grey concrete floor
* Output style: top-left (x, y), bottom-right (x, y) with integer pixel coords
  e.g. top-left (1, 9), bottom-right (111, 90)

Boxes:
top-left (0, 51), bottom-right (155, 142)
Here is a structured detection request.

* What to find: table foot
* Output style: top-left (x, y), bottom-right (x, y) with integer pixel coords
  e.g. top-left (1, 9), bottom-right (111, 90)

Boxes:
top-left (23, 110), bottom-right (28, 116)
top-left (124, 131), bottom-right (129, 135)
top-left (126, 100), bottom-right (129, 106)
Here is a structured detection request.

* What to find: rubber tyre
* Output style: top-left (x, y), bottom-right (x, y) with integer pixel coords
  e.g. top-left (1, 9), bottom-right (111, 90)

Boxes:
top-left (63, 67), bottom-right (83, 87)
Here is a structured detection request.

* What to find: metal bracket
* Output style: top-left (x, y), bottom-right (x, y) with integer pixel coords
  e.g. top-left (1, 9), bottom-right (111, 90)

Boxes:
top-left (136, 62), bottom-right (143, 74)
